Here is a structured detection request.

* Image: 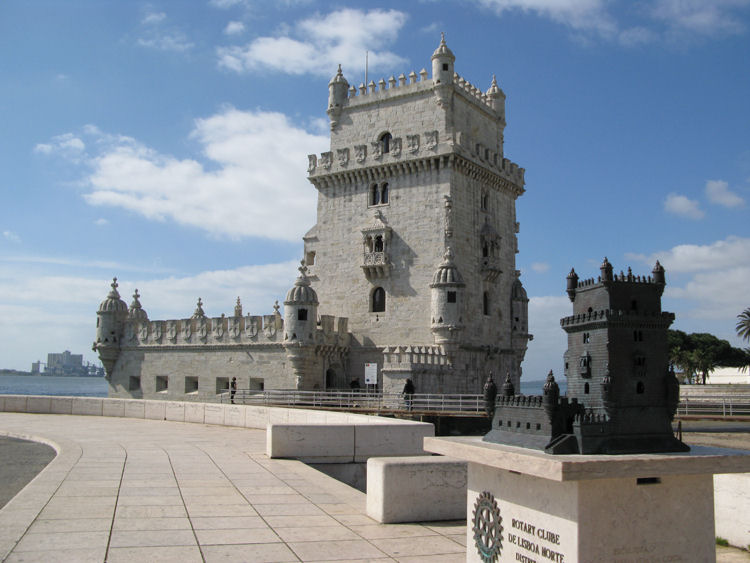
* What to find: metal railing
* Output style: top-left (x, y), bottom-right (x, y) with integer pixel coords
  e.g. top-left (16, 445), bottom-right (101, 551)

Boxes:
top-left (677, 394), bottom-right (750, 418)
top-left (219, 389), bottom-right (485, 415)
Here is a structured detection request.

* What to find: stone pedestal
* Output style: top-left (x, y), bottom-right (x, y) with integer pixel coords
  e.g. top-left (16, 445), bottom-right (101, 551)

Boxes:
top-left (424, 436), bottom-right (750, 563)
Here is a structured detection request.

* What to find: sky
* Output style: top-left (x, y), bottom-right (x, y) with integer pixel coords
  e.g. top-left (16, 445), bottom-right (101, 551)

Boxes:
top-left (1, 0), bottom-right (749, 380)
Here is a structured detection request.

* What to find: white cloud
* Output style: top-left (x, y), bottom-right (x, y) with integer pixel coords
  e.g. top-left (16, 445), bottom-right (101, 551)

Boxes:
top-left (664, 192), bottom-right (704, 219)
top-left (217, 8), bottom-right (408, 77)
top-left (94, 218), bottom-right (109, 226)
top-left (474, 0), bottom-right (616, 36)
top-left (142, 11), bottom-right (166, 25)
top-left (530, 262), bottom-right (550, 273)
top-left (3, 231), bottom-right (21, 244)
top-left (38, 107), bottom-right (328, 242)
top-left (224, 21), bottom-right (246, 35)
top-left (626, 235), bottom-right (750, 274)
top-left (649, 0), bottom-right (750, 37)
top-left (34, 133), bottom-right (85, 157)
top-left (666, 266), bottom-right (750, 320)
top-left (705, 179), bottom-right (745, 207)
top-left (136, 11), bottom-right (193, 52)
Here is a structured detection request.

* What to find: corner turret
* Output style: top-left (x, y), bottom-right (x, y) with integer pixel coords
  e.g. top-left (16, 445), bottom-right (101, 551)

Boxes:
top-left (327, 64), bottom-right (349, 130)
top-left (94, 278), bottom-right (128, 378)
top-left (284, 263), bottom-right (320, 389)
top-left (431, 32), bottom-right (455, 86)
top-left (430, 247), bottom-right (465, 355)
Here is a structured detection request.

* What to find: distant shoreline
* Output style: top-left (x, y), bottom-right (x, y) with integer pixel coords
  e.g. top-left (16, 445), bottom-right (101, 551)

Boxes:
top-left (0, 370), bottom-right (103, 378)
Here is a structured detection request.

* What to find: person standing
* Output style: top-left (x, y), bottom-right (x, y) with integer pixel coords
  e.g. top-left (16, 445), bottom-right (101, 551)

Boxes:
top-left (403, 378), bottom-right (415, 411)
top-left (230, 377), bottom-right (237, 404)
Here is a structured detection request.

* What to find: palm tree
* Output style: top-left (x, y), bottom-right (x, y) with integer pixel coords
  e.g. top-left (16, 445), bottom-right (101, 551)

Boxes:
top-left (737, 308), bottom-right (750, 342)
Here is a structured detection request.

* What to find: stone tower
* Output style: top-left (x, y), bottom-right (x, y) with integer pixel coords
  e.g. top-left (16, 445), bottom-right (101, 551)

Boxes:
top-left (305, 36), bottom-right (531, 393)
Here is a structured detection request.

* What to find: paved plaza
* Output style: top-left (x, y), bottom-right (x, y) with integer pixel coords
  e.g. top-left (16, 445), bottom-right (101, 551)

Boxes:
top-left (0, 413), bottom-right (465, 562)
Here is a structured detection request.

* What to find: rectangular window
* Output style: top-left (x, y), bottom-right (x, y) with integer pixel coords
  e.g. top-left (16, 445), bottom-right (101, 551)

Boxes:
top-left (185, 376), bottom-right (199, 393)
top-left (156, 376), bottom-right (168, 392)
top-left (306, 251), bottom-right (315, 266)
top-left (447, 291), bottom-right (456, 303)
top-left (298, 309), bottom-right (308, 321)
top-left (216, 377), bottom-right (229, 394)
top-left (128, 376), bottom-right (141, 391)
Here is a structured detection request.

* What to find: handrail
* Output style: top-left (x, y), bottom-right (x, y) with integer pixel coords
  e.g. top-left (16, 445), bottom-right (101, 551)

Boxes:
top-left (219, 389), bottom-right (485, 414)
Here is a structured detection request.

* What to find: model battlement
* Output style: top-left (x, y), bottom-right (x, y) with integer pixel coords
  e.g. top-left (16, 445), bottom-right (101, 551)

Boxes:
top-left (560, 309), bottom-right (675, 327)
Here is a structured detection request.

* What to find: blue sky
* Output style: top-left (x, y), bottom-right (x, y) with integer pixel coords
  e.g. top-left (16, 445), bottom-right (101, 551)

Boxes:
top-left (1, 0), bottom-right (749, 379)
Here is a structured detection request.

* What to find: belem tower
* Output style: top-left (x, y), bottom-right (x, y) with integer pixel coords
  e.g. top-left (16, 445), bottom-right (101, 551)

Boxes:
top-left (94, 36), bottom-right (533, 401)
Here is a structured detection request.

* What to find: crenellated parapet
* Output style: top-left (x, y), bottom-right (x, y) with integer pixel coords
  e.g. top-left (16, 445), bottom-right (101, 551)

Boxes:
top-left (381, 345), bottom-right (451, 371)
top-left (560, 309), bottom-right (675, 329)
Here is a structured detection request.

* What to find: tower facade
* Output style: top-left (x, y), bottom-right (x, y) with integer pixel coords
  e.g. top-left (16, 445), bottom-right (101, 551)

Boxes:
top-left (305, 36), bottom-right (531, 394)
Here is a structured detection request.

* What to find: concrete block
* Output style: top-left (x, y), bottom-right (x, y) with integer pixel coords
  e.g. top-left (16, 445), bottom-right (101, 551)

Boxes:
top-left (144, 401), bottom-right (166, 420)
top-left (714, 472), bottom-right (750, 548)
top-left (204, 404), bottom-right (225, 426)
top-left (165, 401), bottom-right (185, 422)
top-left (354, 423), bottom-right (434, 461)
top-left (267, 424), bottom-right (354, 462)
top-left (268, 408), bottom-right (290, 425)
top-left (367, 456), bottom-right (467, 523)
top-left (224, 405), bottom-right (245, 427)
top-left (3, 396), bottom-right (28, 413)
top-left (102, 400), bottom-right (126, 417)
top-left (184, 402), bottom-right (205, 424)
top-left (71, 398), bottom-right (102, 416)
top-left (49, 397), bottom-right (72, 414)
top-left (123, 400), bottom-right (145, 419)
top-left (26, 396), bottom-right (51, 414)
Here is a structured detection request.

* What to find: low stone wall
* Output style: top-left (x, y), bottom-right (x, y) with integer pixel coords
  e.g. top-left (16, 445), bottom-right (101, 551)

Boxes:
top-left (0, 394), bottom-right (432, 430)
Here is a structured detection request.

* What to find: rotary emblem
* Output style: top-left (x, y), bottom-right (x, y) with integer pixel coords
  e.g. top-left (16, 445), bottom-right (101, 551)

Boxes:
top-left (473, 491), bottom-right (503, 562)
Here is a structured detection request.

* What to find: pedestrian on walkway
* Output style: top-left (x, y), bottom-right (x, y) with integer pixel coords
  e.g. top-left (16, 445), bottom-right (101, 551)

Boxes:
top-left (230, 377), bottom-right (237, 404)
top-left (403, 378), bottom-right (415, 411)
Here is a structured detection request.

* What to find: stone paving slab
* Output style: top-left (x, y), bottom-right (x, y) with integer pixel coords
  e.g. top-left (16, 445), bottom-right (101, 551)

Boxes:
top-left (0, 412), bottom-right (746, 562)
top-left (0, 413), bottom-right (465, 562)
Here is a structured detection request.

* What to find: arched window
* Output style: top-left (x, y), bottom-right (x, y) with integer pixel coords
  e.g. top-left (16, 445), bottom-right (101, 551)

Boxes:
top-left (372, 287), bottom-right (386, 313)
top-left (374, 235), bottom-right (384, 252)
top-left (380, 132), bottom-right (392, 154)
top-left (584, 382), bottom-right (590, 394)
top-left (370, 184), bottom-right (380, 206)
top-left (483, 291), bottom-right (489, 315)
top-left (636, 381), bottom-right (645, 394)
top-left (380, 183), bottom-right (389, 204)
top-left (365, 235), bottom-right (374, 252)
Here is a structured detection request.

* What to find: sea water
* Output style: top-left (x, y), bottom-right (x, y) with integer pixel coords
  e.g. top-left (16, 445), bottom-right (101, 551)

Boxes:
top-left (0, 375), bottom-right (108, 397)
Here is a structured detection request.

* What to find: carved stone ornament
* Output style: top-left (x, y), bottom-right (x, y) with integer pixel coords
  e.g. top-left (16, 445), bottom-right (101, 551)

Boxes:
top-left (307, 154), bottom-right (317, 173)
top-left (355, 144), bottom-right (367, 163)
top-left (138, 323), bottom-right (149, 343)
top-left (152, 321), bottom-right (163, 342)
top-left (472, 491), bottom-right (503, 562)
top-left (183, 320), bottom-right (192, 341)
top-left (197, 319), bottom-right (208, 342)
top-left (406, 134), bottom-right (420, 154)
top-left (214, 317), bottom-right (225, 340)
top-left (167, 321), bottom-right (177, 343)
top-left (371, 141), bottom-right (383, 160)
top-left (320, 152), bottom-right (333, 170)
top-left (425, 130), bottom-right (438, 150)
top-left (337, 148), bottom-right (349, 166)
top-left (246, 315), bottom-right (259, 338)
top-left (391, 137), bottom-right (402, 157)
top-left (229, 317), bottom-right (241, 339)
top-left (125, 323), bottom-right (136, 343)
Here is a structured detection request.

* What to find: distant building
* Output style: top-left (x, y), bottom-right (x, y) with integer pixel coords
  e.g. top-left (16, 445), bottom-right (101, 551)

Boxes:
top-left (32, 351), bottom-right (104, 377)
top-left (95, 36), bottom-right (532, 401)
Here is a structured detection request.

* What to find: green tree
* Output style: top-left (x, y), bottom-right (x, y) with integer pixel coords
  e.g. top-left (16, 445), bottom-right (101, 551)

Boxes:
top-left (668, 330), bottom-right (750, 384)
top-left (737, 308), bottom-right (750, 343)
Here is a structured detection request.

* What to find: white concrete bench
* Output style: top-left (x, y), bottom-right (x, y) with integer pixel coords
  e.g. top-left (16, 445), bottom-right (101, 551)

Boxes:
top-left (367, 456), bottom-right (467, 523)
top-left (266, 423), bottom-right (434, 463)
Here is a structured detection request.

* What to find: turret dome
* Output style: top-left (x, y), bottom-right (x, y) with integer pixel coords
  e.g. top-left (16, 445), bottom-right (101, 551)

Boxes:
top-left (285, 264), bottom-right (319, 305)
top-left (128, 289), bottom-right (148, 321)
top-left (98, 278), bottom-right (128, 313)
top-left (431, 248), bottom-right (465, 286)
top-left (431, 32), bottom-right (455, 62)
